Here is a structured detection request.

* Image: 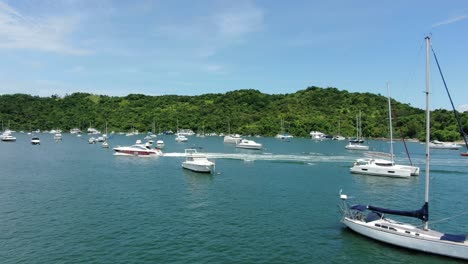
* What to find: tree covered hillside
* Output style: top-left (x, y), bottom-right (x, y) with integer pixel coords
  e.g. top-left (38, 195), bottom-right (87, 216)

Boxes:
top-left (0, 86), bottom-right (466, 141)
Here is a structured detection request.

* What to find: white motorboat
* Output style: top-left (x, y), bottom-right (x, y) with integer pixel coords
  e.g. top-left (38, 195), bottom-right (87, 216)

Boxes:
top-left (345, 143), bottom-right (369, 150)
top-left (53, 133), bottom-right (62, 140)
top-left (88, 137), bottom-right (96, 144)
top-left (175, 134), bottom-right (188, 142)
top-left (224, 134), bottom-right (242, 144)
top-left (156, 139), bottom-right (165, 148)
top-left (87, 127), bottom-right (100, 135)
top-left (339, 36), bottom-right (468, 260)
top-left (236, 139), bottom-right (262, 150)
top-left (429, 140), bottom-right (460, 150)
top-left (70, 128), bottom-right (81, 134)
top-left (349, 83), bottom-right (420, 178)
top-left (182, 149), bottom-right (215, 173)
top-left (310, 131), bottom-right (325, 140)
top-left (102, 141), bottom-right (109, 148)
top-left (113, 144), bottom-right (163, 156)
top-left (332, 135), bottom-right (346, 140)
top-left (1, 131), bottom-right (16, 142)
top-left (31, 137), bottom-right (40, 145)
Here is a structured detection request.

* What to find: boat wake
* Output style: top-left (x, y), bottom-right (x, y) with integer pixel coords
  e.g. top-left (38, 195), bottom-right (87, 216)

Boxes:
top-left (163, 152), bottom-right (355, 163)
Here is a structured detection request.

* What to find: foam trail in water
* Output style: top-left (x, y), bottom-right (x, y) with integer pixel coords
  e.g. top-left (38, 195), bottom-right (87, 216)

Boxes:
top-left (163, 152), bottom-right (355, 163)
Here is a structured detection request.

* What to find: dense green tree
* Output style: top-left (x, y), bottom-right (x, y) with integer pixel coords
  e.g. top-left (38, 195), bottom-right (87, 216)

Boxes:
top-left (0, 87), bottom-right (466, 141)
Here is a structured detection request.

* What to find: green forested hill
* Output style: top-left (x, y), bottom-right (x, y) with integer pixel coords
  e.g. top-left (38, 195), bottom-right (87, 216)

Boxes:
top-left (0, 86), bottom-right (466, 141)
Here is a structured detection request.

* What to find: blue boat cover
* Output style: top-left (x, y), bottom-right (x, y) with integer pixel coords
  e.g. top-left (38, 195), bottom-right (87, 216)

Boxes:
top-left (366, 203), bottom-right (429, 221)
top-left (350, 204), bottom-right (367, 212)
top-left (440, 234), bottom-right (466, 243)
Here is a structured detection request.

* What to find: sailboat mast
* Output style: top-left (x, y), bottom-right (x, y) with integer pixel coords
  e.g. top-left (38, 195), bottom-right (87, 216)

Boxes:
top-left (356, 115), bottom-right (359, 139)
top-left (387, 82), bottom-right (394, 163)
top-left (424, 36), bottom-right (431, 230)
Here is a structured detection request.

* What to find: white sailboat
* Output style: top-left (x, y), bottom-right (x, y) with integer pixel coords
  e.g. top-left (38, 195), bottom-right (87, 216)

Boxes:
top-left (345, 111), bottom-right (369, 150)
top-left (102, 121), bottom-right (109, 148)
top-left (339, 36), bottom-right (467, 260)
top-left (350, 83), bottom-right (420, 178)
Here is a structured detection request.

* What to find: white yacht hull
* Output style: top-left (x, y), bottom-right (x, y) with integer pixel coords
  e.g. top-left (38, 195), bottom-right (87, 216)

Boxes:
top-left (350, 165), bottom-right (412, 178)
top-left (345, 144), bottom-right (369, 150)
top-left (343, 217), bottom-right (468, 260)
top-left (182, 162), bottom-right (214, 173)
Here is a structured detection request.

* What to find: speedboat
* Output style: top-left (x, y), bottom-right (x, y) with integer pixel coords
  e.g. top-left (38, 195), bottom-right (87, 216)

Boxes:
top-left (182, 149), bottom-right (215, 173)
top-left (31, 137), bottom-right (40, 145)
top-left (88, 137), bottom-right (96, 144)
top-left (102, 141), bottom-right (109, 148)
top-left (113, 144), bottom-right (163, 156)
top-left (236, 139), bottom-right (262, 150)
top-left (345, 142), bottom-right (369, 150)
top-left (175, 134), bottom-right (188, 142)
top-left (350, 158), bottom-right (419, 178)
top-left (429, 140), bottom-right (460, 150)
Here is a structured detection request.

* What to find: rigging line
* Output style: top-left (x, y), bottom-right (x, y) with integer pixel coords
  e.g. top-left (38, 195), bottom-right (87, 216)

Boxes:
top-left (391, 107), bottom-right (413, 166)
top-left (415, 211), bottom-right (468, 227)
top-left (431, 47), bottom-right (468, 150)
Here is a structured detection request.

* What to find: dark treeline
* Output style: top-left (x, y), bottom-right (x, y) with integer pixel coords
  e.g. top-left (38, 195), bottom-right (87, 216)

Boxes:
top-left (0, 86), bottom-right (466, 141)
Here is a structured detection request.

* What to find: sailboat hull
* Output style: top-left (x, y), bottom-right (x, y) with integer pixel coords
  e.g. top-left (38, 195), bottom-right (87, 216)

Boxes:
top-left (343, 217), bottom-right (468, 260)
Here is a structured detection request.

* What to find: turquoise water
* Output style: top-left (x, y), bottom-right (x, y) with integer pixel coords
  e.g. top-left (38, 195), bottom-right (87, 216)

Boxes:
top-left (1, 134), bottom-right (467, 263)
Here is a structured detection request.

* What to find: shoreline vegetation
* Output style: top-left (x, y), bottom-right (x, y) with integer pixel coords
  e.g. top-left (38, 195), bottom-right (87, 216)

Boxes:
top-left (0, 86), bottom-right (466, 142)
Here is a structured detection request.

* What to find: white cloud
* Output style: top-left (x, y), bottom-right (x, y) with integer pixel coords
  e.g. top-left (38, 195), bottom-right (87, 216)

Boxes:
top-left (0, 1), bottom-right (89, 55)
top-left (432, 14), bottom-right (468, 28)
top-left (213, 4), bottom-right (264, 38)
top-left (458, 104), bottom-right (468, 113)
top-left (155, 1), bottom-right (264, 57)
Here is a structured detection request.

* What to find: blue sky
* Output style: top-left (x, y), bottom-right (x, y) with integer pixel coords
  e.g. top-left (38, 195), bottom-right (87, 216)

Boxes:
top-left (0, 0), bottom-right (467, 111)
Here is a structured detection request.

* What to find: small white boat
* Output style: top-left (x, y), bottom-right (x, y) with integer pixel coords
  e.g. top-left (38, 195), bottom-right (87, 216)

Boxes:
top-left (113, 144), bottom-right (163, 156)
top-left (236, 139), bottom-right (262, 150)
top-left (332, 135), bottom-right (346, 140)
top-left (310, 131), bottom-right (325, 140)
top-left (102, 141), bottom-right (109, 148)
top-left (31, 137), bottom-right (40, 145)
top-left (53, 133), bottom-right (62, 140)
top-left (345, 143), bottom-right (369, 150)
top-left (97, 136), bottom-right (105, 142)
top-left (1, 131), bottom-right (16, 142)
top-left (156, 139), bottom-right (165, 148)
top-left (175, 134), bottom-right (188, 142)
top-left (224, 134), bottom-right (242, 144)
top-left (429, 140), bottom-right (460, 150)
top-left (88, 137), bottom-right (96, 144)
top-left (182, 149), bottom-right (215, 173)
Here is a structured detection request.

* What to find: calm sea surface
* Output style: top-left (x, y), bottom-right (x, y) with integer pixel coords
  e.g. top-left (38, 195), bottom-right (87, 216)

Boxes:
top-left (1, 134), bottom-right (467, 263)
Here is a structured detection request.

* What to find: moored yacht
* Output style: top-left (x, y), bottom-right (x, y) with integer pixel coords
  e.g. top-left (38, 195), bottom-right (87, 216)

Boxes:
top-left (182, 149), bottom-right (215, 173)
top-left (236, 139), bottom-right (262, 150)
top-left (1, 130), bottom-right (16, 142)
top-left (224, 134), bottom-right (242, 144)
top-left (31, 137), bottom-right (40, 145)
top-left (175, 134), bottom-right (188, 142)
top-left (429, 140), bottom-right (460, 150)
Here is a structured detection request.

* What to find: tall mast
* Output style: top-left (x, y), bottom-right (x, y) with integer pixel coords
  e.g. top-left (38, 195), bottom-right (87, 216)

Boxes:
top-left (387, 82), bottom-right (394, 163)
top-left (355, 115), bottom-right (359, 139)
top-left (424, 36), bottom-right (431, 230)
